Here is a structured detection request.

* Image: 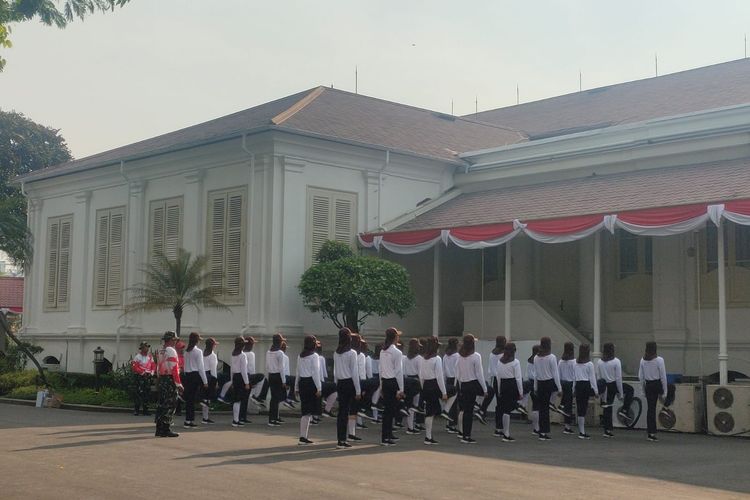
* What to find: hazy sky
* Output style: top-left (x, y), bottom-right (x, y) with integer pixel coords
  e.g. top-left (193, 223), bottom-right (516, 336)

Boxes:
top-left (2, 0), bottom-right (750, 159)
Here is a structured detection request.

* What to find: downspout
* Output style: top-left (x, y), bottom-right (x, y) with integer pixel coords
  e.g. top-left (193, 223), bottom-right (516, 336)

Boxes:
top-left (241, 135), bottom-right (255, 333)
top-left (378, 150), bottom-right (390, 229)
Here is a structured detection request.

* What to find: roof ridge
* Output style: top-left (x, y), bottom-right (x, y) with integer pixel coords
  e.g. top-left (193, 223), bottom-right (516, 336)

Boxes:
top-left (271, 86), bottom-right (326, 125)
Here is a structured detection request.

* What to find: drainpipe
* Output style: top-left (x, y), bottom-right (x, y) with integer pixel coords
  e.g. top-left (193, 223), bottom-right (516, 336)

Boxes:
top-left (378, 150), bottom-right (390, 228)
top-left (241, 135), bottom-right (255, 333)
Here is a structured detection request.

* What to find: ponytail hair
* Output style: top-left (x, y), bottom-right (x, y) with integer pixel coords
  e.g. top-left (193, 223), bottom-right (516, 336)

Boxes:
top-left (644, 341), bottom-right (657, 361)
top-left (502, 342), bottom-right (516, 363)
top-left (577, 344), bottom-right (591, 364)
top-left (336, 328), bottom-right (352, 355)
top-left (444, 337), bottom-right (459, 356)
top-left (561, 342), bottom-right (575, 361)
top-left (232, 336), bottom-right (245, 356)
top-left (459, 334), bottom-right (476, 357)
top-left (602, 342), bottom-right (615, 362)
top-left (528, 344), bottom-right (540, 364)
top-left (186, 331), bottom-right (200, 352)
top-left (491, 336), bottom-right (507, 355)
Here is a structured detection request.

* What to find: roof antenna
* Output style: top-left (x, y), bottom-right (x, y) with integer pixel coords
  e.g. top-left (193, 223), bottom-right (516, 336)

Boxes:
top-left (475, 96), bottom-right (478, 115)
top-left (451, 99), bottom-right (454, 115)
top-left (355, 65), bottom-right (358, 94)
top-left (655, 53), bottom-right (658, 77)
top-left (745, 34), bottom-right (747, 58)
top-left (579, 69), bottom-right (582, 92)
top-left (516, 84), bottom-right (519, 105)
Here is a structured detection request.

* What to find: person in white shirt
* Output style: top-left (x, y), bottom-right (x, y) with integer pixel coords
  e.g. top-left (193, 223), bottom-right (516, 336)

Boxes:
top-left (333, 328), bottom-right (361, 449)
top-left (295, 335), bottom-right (322, 445)
top-left (573, 344), bottom-right (599, 439)
top-left (266, 333), bottom-right (287, 426)
top-left (479, 336), bottom-right (505, 431)
top-left (242, 337), bottom-right (266, 413)
top-left (639, 341), bottom-right (673, 442)
top-left (496, 342), bottom-right (524, 442)
top-left (442, 337), bottom-right (460, 433)
top-left (280, 341), bottom-right (297, 409)
top-left (524, 344), bottom-right (540, 434)
top-left (597, 342), bottom-right (633, 438)
top-left (403, 338), bottom-right (424, 434)
top-left (456, 334), bottom-right (487, 444)
top-left (533, 337), bottom-right (561, 441)
top-left (230, 336), bottom-right (250, 427)
top-left (316, 342), bottom-right (338, 420)
top-left (558, 342), bottom-right (576, 435)
top-left (419, 336), bottom-right (447, 445)
top-left (200, 338), bottom-right (219, 425)
top-left (379, 327), bottom-right (404, 446)
top-left (182, 332), bottom-right (208, 429)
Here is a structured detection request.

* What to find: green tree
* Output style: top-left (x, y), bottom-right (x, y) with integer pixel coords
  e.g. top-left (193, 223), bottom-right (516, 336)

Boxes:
top-left (0, 0), bottom-right (131, 71)
top-left (298, 240), bottom-right (415, 332)
top-left (123, 249), bottom-right (230, 337)
top-left (0, 109), bottom-right (72, 267)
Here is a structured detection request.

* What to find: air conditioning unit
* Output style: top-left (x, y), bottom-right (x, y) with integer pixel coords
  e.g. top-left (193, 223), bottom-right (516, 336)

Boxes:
top-left (657, 384), bottom-right (703, 433)
top-left (706, 384), bottom-right (750, 437)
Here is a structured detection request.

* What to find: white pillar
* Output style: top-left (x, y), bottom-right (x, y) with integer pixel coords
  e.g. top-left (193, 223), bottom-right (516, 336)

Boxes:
top-left (68, 191), bottom-right (91, 334)
top-left (717, 221), bottom-right (728, 386)
top-left (593, 231), bottom-right (602, 359)
top-left (504, 241), bottom-right (512, 341)
top-left (432, 244), bottom-right (440, 336)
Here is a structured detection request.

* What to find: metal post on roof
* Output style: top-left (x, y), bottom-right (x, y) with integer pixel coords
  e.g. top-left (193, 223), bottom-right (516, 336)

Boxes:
top-left (655, 53), bottom-right (658, 77)
top-left (355, 65), bottom-right (358, 94)
top-left (516, 84), bottom-right (519, 105)
top-left (432, 245), bottom-right (440, 336)
top-left (718, 221), bottom-right (728, 386)
top-left (579, 70), bottom-right (582, 92)
top-left (504, 241), bottom-right (512, 341)
top-left (593, 231), bottom-right (602, 359)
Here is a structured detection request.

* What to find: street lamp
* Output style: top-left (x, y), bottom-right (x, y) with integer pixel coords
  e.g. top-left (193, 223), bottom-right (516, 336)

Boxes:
top-left (93, 346), bottom-right (105, 392)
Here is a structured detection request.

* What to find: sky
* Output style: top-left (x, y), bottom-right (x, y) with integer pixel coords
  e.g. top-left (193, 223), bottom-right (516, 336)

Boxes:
top-left (2, 0), bottom-right (750, 159)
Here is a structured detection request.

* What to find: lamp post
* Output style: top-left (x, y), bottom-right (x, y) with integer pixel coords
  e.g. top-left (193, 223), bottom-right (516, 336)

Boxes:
top-left (93, 346), bottom-right (105, 392)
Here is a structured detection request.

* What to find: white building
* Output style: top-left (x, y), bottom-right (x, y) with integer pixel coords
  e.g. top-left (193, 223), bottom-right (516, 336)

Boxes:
top-left (18, 59), bottom-right (750, 383)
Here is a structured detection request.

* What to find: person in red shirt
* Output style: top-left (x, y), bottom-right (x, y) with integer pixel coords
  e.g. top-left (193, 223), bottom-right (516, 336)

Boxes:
top-left (131, 341), bottom-right (155, 416)
top-left (155, 331), bottom-right (183, 437)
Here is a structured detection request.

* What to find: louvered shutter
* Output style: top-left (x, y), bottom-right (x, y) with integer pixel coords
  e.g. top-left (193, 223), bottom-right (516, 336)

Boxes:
top-left (164, 200), bottom-right (181, 261)
top-left (333, 195), bottom-right (355, 246)
top-left (106, 209), bottom-right (124, 305)
top-left (56, 218), bottom-right (72, 309)
top-left (45, 219), bottom-right (60, 308)
top-left (208, 193), bottom-right (226, 290)
top-left (225, 191), bottom-right (244, 298)
top-left (150, 203), bottom-right (165, 267)
top-left (94, 211), bottom-right (110, 306)
top-left (310, 192), bottom-right (331, 264)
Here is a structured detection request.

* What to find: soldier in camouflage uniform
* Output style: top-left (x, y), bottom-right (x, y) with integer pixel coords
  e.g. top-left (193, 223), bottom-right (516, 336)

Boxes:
top-left (155, 331), bottom-right (183, 437)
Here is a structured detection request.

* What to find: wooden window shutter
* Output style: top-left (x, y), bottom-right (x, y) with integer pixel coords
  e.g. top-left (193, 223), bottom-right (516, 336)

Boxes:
top-left (45, 219), bottom-right (60, 309)
top-left (106, 209), bottom-right (125, 305)
top-left (94, 211), bottom-right (110, 306)
top-left (208, 192), bottom-right (226, 291)
top-left (307, 188), bottom-right (357, 266)
top-left (56, 217), bottom-right (72, 309)
top-left (164, 200), bottom-right (181, 261)
top-left (309, 191), bottom-right (331, 264)
top-left (225, 191), bottom-right (244, 298)
top-left (149, 203), bottom-right (165, 267)
top-left (333, 194), bottom-right (356, 246)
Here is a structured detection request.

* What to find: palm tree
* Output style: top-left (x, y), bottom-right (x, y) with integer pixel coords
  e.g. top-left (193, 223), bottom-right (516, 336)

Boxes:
top-left (123, 249), bottom-right (229, 336)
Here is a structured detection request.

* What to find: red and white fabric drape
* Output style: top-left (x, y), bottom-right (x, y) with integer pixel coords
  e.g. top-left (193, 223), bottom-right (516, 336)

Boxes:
top-left (358, 200), bottom-right (750, 254)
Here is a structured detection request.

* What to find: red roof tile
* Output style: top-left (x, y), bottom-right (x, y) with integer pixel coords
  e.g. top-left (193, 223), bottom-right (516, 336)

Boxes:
top-left (0, 277), bottom-right (23, 311)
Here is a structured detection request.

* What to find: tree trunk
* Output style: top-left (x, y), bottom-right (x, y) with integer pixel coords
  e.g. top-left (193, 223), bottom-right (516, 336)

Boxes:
top-left (343, 309), bottom-right (359, 333)
top-left (0, 311), bottom-right (49, 388)
top-left (173, 304), bottom-right (183, 338)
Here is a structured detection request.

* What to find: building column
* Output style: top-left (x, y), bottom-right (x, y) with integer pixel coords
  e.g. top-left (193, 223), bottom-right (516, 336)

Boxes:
top-left (432, 244), bottom-right (440, 336)
top-left (184, 171), bottom-right (204, 332)
top-left (593, 231), bottom-right (602, 359)
top-left (68, 191), bottom-right (91, 335)
top-left (504, 241), bottom-right (512, 341)
top-left (364, 171), bottom-right (380, 231)
top-left (717, 221), bottom-right (728, 386)
top-left (22, 198), bottom-right (43, 334)
top-left (124, 181), bottom-right (146, 334)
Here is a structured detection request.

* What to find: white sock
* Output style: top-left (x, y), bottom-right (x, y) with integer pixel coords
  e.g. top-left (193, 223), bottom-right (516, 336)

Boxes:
top-left (578, 416), bottom-right (585, 434)
top-left (407, 410), bottom-right (415, 430)
top-left (348, 419), bottom-right (356, 436)
top-left (372, 408), bottom-right (379, 420)
top-left (425, 416), bottom-right (434, 439)
top-left (502, 414), bottom-right (511, 437)
top-left (532, 410), bottom-right (539, 431)
top-left (357, 416), bottom-right (363, 425)
top-left (325, 393), bottom-right (337, 412)
top-left (232, 402), bottom-right (240, 422)
top-left (521, 394), bottom-right (529, 407)
top-left (202, 405), bottom-right (209, 420)
top-left (371, 388), bottom-right (381, 405)
top-left (458, 411), bottom-right (464, 434)
top-left (300, 415), bottom-right (310, 438)
top-left (445, 395), bottom-right (457, 412)
top-left (220, 381), bottom-right (232, 398)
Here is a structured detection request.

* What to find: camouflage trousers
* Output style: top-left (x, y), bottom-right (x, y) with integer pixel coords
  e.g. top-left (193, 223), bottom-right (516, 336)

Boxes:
top-left (155, 377), bottom-right (177, 433)
top-left (133, 374), bottom-right (152, 413)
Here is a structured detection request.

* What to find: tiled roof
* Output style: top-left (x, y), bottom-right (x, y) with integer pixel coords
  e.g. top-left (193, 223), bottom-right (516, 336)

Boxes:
top-left (21, 88), bottom-right (525, 182)
top-left (0, 277), bottom-right (23, 310)
top-left (471, 59), bottom-right (750, 139)
top-left (392, 157), bottom-right (750, 232)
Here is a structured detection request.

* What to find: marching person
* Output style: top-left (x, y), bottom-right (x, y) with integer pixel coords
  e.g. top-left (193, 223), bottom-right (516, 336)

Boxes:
top-left (230, 336), bottom-right (250, 427)
top-left (533, 337), bottom-right (561, 441)
top-left (266, 333), bottom-right (287, 426)
top-left (174, 338), bottom-right (186, 417)
top-left (244, 337), bottom-right (266, 419)
top-left (317, 341), bottom-right (338, 420)
top-left (639, 341), bottom-right (672, 442)
top-left (333, 328), bottom-right (361, 449)
top-left (523, 344), bottom-right (540, 435)
top-left (379, 327), bottom-right (404, 446)
top-left (281, 341), bottom-right (297, 409)
top-left (558, 342), bottom-right (576, 435)
top-left (131, 341), bottom-right (155, 416)
top-left (442, 337), bottom-right (460, 433)
top-left (182, 332), bottom-right (208, 429)
top-left (295, 335), bottom-right (322, 445)
top-left (496, 342), bottom-right (523, 442)
top-left (201, 338), bottom-right (218, 424)
top-left (456, 334), bottom-right (487, 444)
top-left (155, 331), bottom-right (183, 438)
top-left (419, 336), bottom-right (447, 445)
top-left (598, 342), bottom-right (631, 438)
top-left (573, 344), bottom-right (598, 439)
top-left (403, 338), bottom-right (424, 435)
top-left (479, 336), bottom-right (505, 431)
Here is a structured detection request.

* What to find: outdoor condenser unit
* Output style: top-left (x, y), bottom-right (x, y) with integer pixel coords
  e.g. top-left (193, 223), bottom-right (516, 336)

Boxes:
top-left (657, 384), bottom-right (703, 433)
top-left (706, 384), bottom-right (750, 437)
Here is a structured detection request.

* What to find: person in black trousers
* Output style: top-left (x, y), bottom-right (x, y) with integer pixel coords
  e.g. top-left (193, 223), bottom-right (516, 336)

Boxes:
top-left (333, 328), bottom-right (361, 448)
top-left (379, 327), bottom-right (404, 446)
top-left (456, 334), bottom-right (487, 444)
top-left (533, 337), bottom-right (561, 441)
top-left (266, 333), bottom-right (287, 426)
top-left (639, 341), bottom-right (674, 441)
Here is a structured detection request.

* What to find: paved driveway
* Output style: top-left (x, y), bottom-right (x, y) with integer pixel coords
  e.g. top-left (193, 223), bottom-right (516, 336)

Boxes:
top-left (1, 404), bottom-right (748, 499)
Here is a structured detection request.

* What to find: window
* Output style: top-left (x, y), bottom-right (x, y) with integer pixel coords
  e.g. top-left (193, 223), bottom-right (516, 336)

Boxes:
top-left (616, 230), bottom-right (652, 279)
top-left (149, 197), bottom-right (182, 265)
top-left (44, 215), bottom-right (73, 311)
top-left (609, 230), bottom-right (652, 311)
top-left (207, 188), bottom-right (246, 304)
top-left (93, 207), bottom-right (126, 307)
top-left (306, 187), bottom-right (357, 265)
top-left (700, 222), bottom-right (750, 304)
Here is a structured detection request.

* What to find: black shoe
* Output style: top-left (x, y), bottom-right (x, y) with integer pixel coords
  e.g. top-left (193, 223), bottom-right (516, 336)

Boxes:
top-left (445, 426), bottom-right (458, 434)
top-left (600, 400), bottom-right (614, 409)
top-left (348, 434), bottom-right (363, 441)
top-left (298, 437), bottom-right (313, 445)
top-left (201, 418), bottom-right (215, 425)
top-left (424, 437), bottom-right (438, 445)
top-left (310, 418), bottom-right (320, 425)
top-left (231, 420), bottom-right (244, 427)
top-left (183, 421), bottom-right (197, 428)
top-left (157, 430), bottom-right (179, 438)
top-left (399, 407), bottom-right (410, 417)
top-left (647, 434), bottom-right (659, 442)
top-left (412, 406), bottom-right (426, 415)
top-left (322, 409), bottom-right (335, 418)
top-left (405, 428), bottom-right (420, 435)
top-left (276, 418), bottom-right (286, 424)
top-left (515, 405), bottom-right (528, 417)
top-left (267, 421), bottom-right (281, 427)
top-left (460, 437), bottom-right (477, 444)
top-left (493, 429), bottom-right (504, 437)
top-left (502, 434), bottom-right (515, 442)
top-left (389, 435), bottom-right (400, 441)
top-left (251, 395), bottom-right (267, 408)
top-left (337, 441), bottom-right (353, 449)
top-left (562, 427), bottom-right (575, 435)
top-left (381, 439), bottom-right (396, 446)
top-left (532, 429), bottom-right (541, 436)
top-left (475, 412), bottom-right (488, 425)
top-left (282, 400), bottom-right (296, 410)
top-left (440, 411), bottom-right (454, 422)
top-left (356, 422), bottom-right (368, 429)
top-left (394, 421), bottom-right (404, 428)
top-left (538, 434), bottom-right (551, 441)
top-left (578, 433), bottom-right (591, 440)
top-left (603, 431), bottom-right (614, 438)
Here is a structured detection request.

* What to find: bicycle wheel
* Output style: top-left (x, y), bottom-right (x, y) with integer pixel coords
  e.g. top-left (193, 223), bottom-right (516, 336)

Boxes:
top-left (616, 396), bottom-right (643, 429)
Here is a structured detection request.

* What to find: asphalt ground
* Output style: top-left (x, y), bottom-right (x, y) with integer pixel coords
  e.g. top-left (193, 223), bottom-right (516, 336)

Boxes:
top-left (0, 403), bottom-right (748, 499)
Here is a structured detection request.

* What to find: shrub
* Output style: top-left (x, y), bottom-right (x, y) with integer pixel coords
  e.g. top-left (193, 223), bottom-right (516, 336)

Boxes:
top-left (7, 384), bottom-right (38, 399)
top-left (0, 371), bottom-right (39, 395)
